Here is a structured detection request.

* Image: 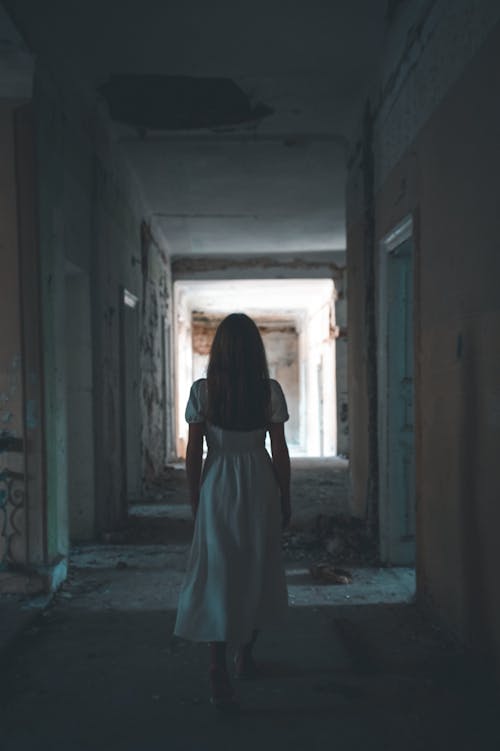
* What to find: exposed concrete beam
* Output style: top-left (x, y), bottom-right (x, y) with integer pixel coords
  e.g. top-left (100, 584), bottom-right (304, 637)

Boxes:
top-left (171, 252), bottom-right (345, 281)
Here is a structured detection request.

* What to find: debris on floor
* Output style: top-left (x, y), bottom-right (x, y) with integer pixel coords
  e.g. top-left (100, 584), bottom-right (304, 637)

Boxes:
top-left (283, 513), bottom-right (378, 565)
top-left (309, 562), bottom-right (352, 585)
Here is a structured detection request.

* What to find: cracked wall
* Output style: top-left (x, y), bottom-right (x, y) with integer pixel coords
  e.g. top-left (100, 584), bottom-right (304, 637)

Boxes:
top-left (0, 102), bottom-right (26, 568)
top-left (140, 221), bottom-right (172, 486)
top-left (33, 60), bottom-right (170, 555)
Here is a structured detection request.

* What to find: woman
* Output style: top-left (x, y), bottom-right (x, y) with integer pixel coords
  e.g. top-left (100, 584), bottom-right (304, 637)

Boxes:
top-left (174, 313), bottom-right (291, 709)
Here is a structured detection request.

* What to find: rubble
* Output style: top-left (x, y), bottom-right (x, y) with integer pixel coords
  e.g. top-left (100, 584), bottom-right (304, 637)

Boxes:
top-left (309, 562), bottom-right (352, 585)
top-left (283, 513), bottom-right (378, 566)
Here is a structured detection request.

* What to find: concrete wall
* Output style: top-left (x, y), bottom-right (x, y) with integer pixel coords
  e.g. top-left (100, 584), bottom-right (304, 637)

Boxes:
top-left (15, 102), bottom-right (47, 573)
top-left (346, 191), bottom-right (372, 520)
top-left (0, 0), bottom-right (49, 585)
top-left (262, 327), bottom-right (300, 446)
top-left (139, 222), bottom-right (172, 486)
top-left (65, 269), bottom-right (94, 539)
top-left (0, 96), bottom-right (49, 584)
top-left (0, 101), bottom-right (26, 566)
top-left (0, 3), bottom-right (172, 586)
top-left (172, 252), bottom-right (345, 282)
top-left (32, 63), bottom-right (170, 549)
top-left (347, 1), bottom-right (500, 666)
top-left (335, 275), bottom-right (349, 457)
top-left (301, 299), bottom-right (337, 457)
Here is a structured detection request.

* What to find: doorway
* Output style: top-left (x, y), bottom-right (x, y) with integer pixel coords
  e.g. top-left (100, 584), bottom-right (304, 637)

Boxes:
top-left (173, 278), bottom-right (338, 458)
top-left (378, 217), bottom-right (416, 565)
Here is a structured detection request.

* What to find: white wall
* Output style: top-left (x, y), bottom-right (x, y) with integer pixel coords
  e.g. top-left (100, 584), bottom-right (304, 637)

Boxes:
top-left (174, 285), bottom-right (193, 458)
top-left (302, 297), bottom-right (337, 456)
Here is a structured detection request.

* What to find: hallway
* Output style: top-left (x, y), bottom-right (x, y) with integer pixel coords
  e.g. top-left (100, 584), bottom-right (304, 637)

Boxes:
top-left (1, 1), bottom-right (500, 742)
top-left (1, 461), bottom-right (496, 750)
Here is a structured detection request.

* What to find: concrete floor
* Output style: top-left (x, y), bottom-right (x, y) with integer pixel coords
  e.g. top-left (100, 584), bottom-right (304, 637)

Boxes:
top-left (0, 459), bottom-right (498, 750)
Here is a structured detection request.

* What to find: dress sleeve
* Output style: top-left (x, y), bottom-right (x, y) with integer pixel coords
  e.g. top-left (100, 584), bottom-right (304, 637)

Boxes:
top-left (270, 379), bottom-right (289, 423)
top-left (185, 380), bottom-right (206, 423)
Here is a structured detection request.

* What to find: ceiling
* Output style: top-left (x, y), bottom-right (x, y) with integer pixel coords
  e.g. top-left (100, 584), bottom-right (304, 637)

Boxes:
top-left (5, 0), bottom-right (389, 258)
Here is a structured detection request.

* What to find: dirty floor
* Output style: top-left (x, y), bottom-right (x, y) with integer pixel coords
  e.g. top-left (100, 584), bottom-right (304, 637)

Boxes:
top-left (0, 459), bottom-right (498, 751)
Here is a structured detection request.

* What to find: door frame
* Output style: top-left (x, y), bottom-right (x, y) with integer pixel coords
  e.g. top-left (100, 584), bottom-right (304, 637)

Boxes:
top-left (119, 286), bottom-right (140, 505)
top-left (378, 214), bottom-right (415, 564)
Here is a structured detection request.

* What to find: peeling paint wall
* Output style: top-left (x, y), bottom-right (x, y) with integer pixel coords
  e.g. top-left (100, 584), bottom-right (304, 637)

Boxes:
top-left (0, 177), bottom-right (23, 441)
top-left (347, 0), bottom-right (500, 668)
top-left (33, 61), bottom-right (170, 550)
top-left (15, 102), bottom-right (47, 571)
top-left (140, 221), bottom-right (171, 487)
top-left (334, 273), bottom-right (348, 457)
top-left (0, 101), bottom-right (26, 567)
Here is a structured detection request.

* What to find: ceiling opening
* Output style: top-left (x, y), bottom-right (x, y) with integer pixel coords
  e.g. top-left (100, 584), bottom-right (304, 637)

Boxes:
top-left (100, 74), bottom-right (273, 131)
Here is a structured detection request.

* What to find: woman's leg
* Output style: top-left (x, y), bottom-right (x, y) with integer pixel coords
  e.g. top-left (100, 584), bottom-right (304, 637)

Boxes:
top-left (208, 642), bottom-right (238, 708)
top-left (209, 641), bottom-right (227, 671)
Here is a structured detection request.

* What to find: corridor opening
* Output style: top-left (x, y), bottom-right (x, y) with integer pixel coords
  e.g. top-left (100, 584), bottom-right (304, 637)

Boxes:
top-left (173, 278), bottom-right (339, 459)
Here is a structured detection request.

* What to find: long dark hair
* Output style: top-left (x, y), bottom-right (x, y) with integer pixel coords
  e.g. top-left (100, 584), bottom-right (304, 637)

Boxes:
top-left (206, 313), bottom-right (271, 430)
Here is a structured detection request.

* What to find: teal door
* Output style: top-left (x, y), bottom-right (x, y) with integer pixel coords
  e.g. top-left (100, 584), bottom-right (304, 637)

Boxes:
top-left (386, 238), bottom-right (416, 564)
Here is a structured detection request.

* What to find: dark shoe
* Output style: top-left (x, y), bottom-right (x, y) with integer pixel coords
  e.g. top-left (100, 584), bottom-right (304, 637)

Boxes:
top-left (209, 666), bottom-right (239, 711)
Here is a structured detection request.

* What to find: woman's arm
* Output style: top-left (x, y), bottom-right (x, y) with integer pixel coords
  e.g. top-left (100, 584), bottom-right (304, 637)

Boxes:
top-left (185, 422), bottom-right (205, 519)
top-left (269, 422), bottom-right (291, 529)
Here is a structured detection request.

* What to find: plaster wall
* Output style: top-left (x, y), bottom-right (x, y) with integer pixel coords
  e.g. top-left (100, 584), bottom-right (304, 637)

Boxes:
top-left (14, 102), bottom-right (46, 568)
top-left (139, 223), bottom-right (172, 485)
top-left (334, 283), bottom-right (348, 457)
top-left (174, 287), bottom-right (192, 458)
top-left (33, 63), bottom-right (170, 553)
top-left (345, 220), bottom-right (369, 517)
top-left (0, 98), bottom-right (46, 574)
top-left (0, 101), bottom-right (26, 564)
top-left (410, 29), bottom-right (500, 659)
top-left (303, 301), bottom-right (336, 457)
top-left (66, 270), bottom-right (94, 540)
top-left (347, 4), bottom-right (500, 664)
top-left (262, 328), bottom-right (300, 447)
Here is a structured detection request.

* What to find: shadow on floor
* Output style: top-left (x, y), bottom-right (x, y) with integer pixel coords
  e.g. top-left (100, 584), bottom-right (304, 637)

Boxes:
top-left (0, 602), bottom-right (498, 751)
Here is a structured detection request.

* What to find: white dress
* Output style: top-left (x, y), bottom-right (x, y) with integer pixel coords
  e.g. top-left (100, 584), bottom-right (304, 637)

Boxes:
top-left (174, 378), bottom-right (289, 644)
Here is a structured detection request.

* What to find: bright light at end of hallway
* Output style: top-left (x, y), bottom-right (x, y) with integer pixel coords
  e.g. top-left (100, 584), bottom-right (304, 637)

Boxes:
top-left (174, 278), bottom-right (338, 459)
